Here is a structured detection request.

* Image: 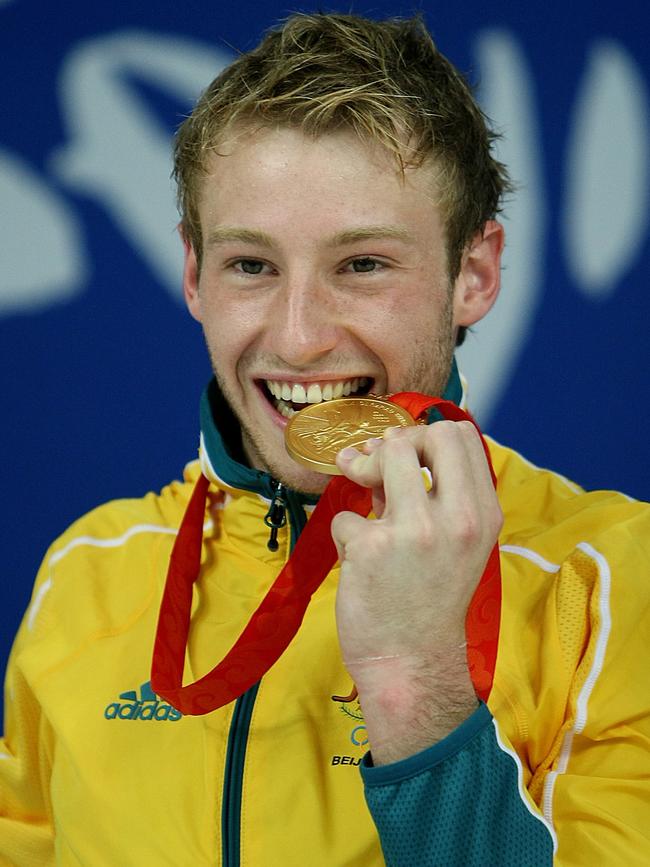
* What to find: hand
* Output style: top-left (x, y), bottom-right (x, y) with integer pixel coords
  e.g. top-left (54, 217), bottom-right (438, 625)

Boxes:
top-left (330, 420), bottom-right (502, 763)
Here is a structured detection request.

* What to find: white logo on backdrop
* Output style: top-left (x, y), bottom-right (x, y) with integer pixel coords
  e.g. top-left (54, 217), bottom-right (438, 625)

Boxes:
top-left (0, 32), bottom-right (229, 314)
top-left (51, 32), bottom-right (230, 299)
top-left (0, 148), bottom-right (88, 311)
top-left (0, 29), bottom-right (648, 422)
top-left (457, 30), bottom-right (547, 422)
top-left (561, 40), bottom-right (650, 300)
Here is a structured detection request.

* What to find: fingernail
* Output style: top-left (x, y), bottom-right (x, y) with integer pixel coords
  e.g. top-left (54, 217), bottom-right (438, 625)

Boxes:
top-left (338, 447), bottom-right (360, 462)
top-left (363, 437), bottom-right (382, 452)
top-left (383, 426), bottom-right (402, 438)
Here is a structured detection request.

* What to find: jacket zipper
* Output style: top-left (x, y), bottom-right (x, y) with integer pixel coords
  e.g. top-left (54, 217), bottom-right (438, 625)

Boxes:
top-left (221, 479), bottom-right (306, 866)
top-left (263, 481), bottom-right (288, 552)
top-left (221, 683), bottom-right (260, 867)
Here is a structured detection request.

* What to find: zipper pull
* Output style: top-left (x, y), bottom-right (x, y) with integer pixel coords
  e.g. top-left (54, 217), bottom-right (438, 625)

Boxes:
top-left (264, 480), bottom-right (287, 552)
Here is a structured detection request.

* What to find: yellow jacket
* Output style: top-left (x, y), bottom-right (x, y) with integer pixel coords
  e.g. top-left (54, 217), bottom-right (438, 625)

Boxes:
top-left (1, 382), bottom-right (649, 865)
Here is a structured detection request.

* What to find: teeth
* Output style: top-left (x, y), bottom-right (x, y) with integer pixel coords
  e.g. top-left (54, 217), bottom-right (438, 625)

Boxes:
top-left (306, 383), bottom-right (322, 403)
top-left (276, 399), bottom-right (297, 418)
top-left (266, 377), bottom-right (370, 412)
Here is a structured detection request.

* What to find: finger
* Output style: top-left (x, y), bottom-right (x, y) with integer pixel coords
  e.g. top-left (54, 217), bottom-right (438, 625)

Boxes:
top-left (417, 421), bottom-right (480, 501)
top-left (335, 445), bottom-right (383, 488)
top-left (377, 422), bottom-right (492, 507)
top-left (362, 437), bottom-right (383, 455)
top-left (335, 424), bottom-right (417, 485)
top-left (335, 446), bottom-right (387, 517)
top-left (336, 433), bottom-right (430, 521)
top-left (428, 421), bottom-right (496, 505)
top-left (337, 428), bottom-right (432, 496)
top-left (418, 421), bottom-right (502, 542)
top-left (455, 422), bottom-right (502, 528)
top-left (456, 421), bottom-right (497, 491)
top-left (337, 422), bottom-right (495, 512)
top-left (335, 434), bottom-right (386, 484)
top-left (378, 433), bottom-right (432, 518)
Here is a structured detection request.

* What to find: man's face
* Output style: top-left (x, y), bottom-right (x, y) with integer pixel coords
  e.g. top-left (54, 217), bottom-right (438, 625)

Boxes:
top-left (184, 126), bottom-right (499, 493)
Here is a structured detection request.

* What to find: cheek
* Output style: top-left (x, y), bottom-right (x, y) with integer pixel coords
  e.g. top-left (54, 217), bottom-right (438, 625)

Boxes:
top-left (201, 299), bottom-right (262, 370)
top-left (369, 297), bottom-right (451, 387)
top-left (360, 300), bottom-right (437, 354)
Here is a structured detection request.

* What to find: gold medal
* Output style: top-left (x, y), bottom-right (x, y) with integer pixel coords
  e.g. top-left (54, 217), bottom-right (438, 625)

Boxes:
top-left (285, 396), bottom-right (415, 474)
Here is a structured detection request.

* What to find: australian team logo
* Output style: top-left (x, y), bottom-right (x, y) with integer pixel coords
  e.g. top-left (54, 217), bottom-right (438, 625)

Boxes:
top-left (331, 684), bottom-right (368, 753)
top-left (104, 680), bottom-right (182, 722)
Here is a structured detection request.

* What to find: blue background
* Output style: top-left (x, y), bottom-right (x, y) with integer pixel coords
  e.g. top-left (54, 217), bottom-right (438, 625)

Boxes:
top-left (1, 0), bottom-right (649, 720)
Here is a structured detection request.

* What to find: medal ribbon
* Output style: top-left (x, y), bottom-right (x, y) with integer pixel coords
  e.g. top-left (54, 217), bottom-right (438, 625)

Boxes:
top-left (151, 393), bottom-right (501, 715)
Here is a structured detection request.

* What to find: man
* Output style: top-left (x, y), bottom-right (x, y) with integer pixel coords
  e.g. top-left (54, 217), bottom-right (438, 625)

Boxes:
top-left (2, 13), bottom-right (648, 866)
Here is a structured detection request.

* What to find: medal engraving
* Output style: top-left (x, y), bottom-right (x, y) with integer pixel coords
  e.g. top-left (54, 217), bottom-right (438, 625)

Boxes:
top-left (285, 397), bottom-right (415, 474)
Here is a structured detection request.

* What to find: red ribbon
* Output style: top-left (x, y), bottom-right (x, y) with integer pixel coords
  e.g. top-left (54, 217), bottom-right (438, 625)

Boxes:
top-left (151, 394), bottom-right (501, 715)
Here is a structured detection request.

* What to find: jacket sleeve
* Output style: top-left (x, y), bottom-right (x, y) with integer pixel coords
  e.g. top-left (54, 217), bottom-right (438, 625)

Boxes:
top-left (1, 560), bottom-right (55, 866)
top-left (361, 702), bottom-right (555, 866)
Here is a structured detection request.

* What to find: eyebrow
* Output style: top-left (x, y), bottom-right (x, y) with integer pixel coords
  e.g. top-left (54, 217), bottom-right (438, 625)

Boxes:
top-left (326, 225), bottom-right (415, 247)
top-left (205, 224), bottom-right (415, 249)
top-left (205, 227), bottom-right (275, 248)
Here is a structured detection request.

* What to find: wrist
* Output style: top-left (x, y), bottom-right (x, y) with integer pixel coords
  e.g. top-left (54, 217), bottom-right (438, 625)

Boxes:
top-left (350, 645), bottom-right (477, 766)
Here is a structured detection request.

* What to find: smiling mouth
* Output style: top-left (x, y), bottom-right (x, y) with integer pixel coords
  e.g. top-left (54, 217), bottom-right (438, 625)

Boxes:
top-left (261, 377), bottom-right (373, 418)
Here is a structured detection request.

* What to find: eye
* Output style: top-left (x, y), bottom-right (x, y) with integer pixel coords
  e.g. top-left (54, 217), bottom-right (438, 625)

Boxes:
top-left (234, 259), bottom-right (267, 275)
top-left (347, 257), bottom-right (382, 273)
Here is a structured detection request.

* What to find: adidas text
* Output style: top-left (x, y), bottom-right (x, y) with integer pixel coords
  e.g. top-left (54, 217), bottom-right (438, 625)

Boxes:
top-left (104, 699), bottom-right (182, 721)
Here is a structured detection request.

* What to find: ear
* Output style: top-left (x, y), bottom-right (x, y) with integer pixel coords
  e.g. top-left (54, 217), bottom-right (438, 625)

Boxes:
top-left (452, 220), bottom-right (504, 328)
top-left (180, 224), bottom-right (202, 323)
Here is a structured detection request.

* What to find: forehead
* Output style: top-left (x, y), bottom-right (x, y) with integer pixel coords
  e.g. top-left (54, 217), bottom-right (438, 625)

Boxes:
top-left (196, 125), bottom-right (444, 234)
top-left (203, 123), bottom-right (399, 181)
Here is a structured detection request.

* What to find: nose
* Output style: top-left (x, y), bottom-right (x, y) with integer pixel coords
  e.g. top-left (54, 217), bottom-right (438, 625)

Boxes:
top-left (267, 276), bottom-right (341, 369)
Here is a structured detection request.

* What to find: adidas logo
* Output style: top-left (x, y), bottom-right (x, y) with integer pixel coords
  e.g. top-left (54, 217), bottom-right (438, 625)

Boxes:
top-left (104, 681), bottom-right (182, 722)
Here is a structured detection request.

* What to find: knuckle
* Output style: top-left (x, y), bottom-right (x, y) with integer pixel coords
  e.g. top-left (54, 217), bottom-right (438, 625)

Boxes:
top-left (455, 512), bottom-right (482, 546)
top-left (379, 435), bottom-right (414, 466)
top-left (383, 431), bottom-right (412, 451)
top-left (451, 499), bottom-right (502, 548)
top-left (458, 419), bottom-right (479, 439)
top-left (429, 419), bottom-right (456, 438)
top-left (402, 512), bottom-right (436, 549)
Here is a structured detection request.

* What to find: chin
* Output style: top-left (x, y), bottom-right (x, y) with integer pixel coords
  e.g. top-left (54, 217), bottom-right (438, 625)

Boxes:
top-left (270, 459), bottom-right (332, 496)
top-left (242, 433), bottom-right (330, 494)
top-left (291, 474), bottom-right (332, 497)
